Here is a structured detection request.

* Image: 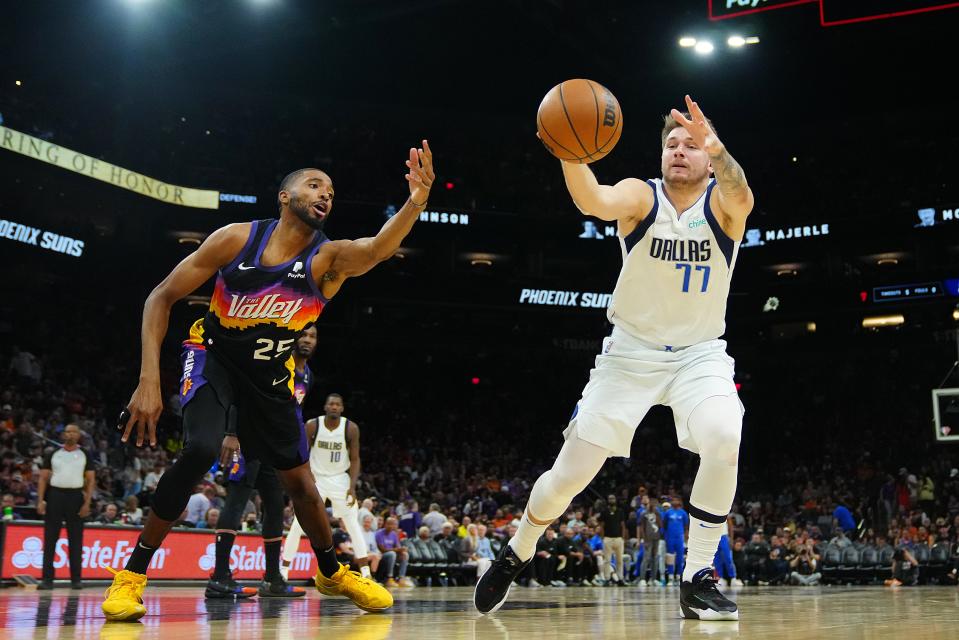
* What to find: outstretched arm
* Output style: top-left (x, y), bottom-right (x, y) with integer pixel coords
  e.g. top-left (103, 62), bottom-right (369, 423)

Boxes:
top-left (670, 95), bottom-right (754, 236)
top-left (320, 141), bottom-right (434, 297)
top-left (119, 224), bottom-right (249, 447)
top-left (560, 160), bottom-right (654, 222)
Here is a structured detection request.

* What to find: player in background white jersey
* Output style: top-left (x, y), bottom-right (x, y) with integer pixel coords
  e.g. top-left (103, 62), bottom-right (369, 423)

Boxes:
top-left (476, 96), bottom-right (753, 621)
top-left (281, 394), bottom-right (372, 579)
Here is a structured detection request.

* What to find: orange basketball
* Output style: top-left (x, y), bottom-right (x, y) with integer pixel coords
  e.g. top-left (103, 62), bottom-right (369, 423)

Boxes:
top-left (536, 79), bottom-right (623, 164)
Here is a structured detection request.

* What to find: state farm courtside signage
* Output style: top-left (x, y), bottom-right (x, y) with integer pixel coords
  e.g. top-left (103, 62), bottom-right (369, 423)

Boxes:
top-left (0, 126), bottom-right (220, 209)
top-left (0, 522), bottom-right (316, 580)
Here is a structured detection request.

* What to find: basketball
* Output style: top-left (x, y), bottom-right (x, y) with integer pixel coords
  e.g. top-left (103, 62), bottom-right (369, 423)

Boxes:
top-left (536, 79), bottom-right (623, 163)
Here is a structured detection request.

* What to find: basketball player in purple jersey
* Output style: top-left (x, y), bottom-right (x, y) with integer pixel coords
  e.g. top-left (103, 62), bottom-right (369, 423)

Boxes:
top-left (103, 142), bottom-right (434, 621)
top-left (204, 324), bottom-right (317, 599)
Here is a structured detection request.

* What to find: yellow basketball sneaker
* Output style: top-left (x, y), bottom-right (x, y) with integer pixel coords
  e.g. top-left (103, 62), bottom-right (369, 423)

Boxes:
top-left (101, 567), bottom-right (148, 621)
top-left (315, 564), bottom-right (393, 612)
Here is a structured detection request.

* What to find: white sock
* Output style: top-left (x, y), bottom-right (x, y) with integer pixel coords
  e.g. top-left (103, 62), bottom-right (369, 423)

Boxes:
top-left (682, 449), bottom-right (738, 582)
top-left (360, 565), bottom-right (371, 578)
top-left (508, 514), bottom-right (549, 562)
top-left (683, 512), bottom-right (725, 581)
top-left (283, 517), bottom-right (304, 564)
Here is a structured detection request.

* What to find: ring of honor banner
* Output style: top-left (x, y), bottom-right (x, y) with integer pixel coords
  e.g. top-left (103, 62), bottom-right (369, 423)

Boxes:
top-left (0, 126), bottom-right (220, 209)
top-left (0, 522), bottom-right (317, 580)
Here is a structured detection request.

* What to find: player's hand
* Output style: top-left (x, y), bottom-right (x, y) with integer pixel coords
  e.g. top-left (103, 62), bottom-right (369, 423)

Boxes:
top-left (670, 95), bottom-right (724, 157)
top-left (219, 435), bottom-right (241, 470)
top-left (406, 139), bottom-right (434, 205)
top-left (37, 500), bottom-right (46, 516)
top-left (78, 503), bottom-right (91, 518)
top-left (346, 487), bottom-right (358, 508)
top-left (118, 381), bottom-right (162, 447)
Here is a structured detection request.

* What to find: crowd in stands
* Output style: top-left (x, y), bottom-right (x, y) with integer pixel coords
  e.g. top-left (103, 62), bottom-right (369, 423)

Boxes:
top-left (2, 316), bottom-right (959, 588)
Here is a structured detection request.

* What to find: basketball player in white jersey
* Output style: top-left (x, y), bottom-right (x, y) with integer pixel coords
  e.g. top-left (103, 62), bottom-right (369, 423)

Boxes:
top-left (476, 96), bottom-right (752, 620)
top-left (281, 394), bottom-right (370, 579)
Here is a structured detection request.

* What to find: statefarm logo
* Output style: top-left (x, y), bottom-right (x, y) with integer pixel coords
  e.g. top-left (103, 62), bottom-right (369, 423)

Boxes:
top-left (227, 293), bottom-right (304, 325)
top-left (12, 536), bottom-right (170, 570)
top-left (198, 542), bottom-right (312, 572)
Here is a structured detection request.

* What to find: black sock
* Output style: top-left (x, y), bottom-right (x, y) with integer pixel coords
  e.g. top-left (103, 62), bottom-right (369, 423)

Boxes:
top-left (264, 540), bottom-right (281, 581)
top-left (126, 538), bottom-right (159, 575)
top-left (214, 532), bottom-right (236, 579)
top-left (313, 544), bottom-right (340, 578)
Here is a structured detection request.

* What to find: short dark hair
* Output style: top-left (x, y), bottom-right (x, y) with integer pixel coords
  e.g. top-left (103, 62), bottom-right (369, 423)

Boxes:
top-left (326, 393), bottom-right (344, 403)
top-left (661, 112), bottom-right (717, 147)
top-left (277, 168), bottom-right (323, 211)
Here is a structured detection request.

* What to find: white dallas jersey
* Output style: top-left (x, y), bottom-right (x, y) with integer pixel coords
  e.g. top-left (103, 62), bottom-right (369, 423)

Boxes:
top-left (607, 179), bottom-right (739, 347)
top-left (310, 417), bottom-right (351, 477)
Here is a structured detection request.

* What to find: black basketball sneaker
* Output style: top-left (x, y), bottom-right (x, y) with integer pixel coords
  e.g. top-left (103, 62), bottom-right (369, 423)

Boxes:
top-left (258, 576), bottom-right (306, 598)
top-left (473, 545), bottom-right (529, 614)
top-left (205, 572), bottom-right (258, 599)
top-left (680, 568), bottom-right (739, 620)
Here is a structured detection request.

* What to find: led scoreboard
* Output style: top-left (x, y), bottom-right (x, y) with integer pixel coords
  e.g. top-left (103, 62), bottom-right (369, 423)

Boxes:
top-left (709, 0), bottom-right (959, 25)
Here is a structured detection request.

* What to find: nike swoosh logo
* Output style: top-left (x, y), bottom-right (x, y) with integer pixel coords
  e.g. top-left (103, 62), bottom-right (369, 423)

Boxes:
top-left (272, 376), bottom-right (289, 386)
top-left (238, 262), bottom-right (254, 270)
top-left (699, 524), bottom-right (721, 528)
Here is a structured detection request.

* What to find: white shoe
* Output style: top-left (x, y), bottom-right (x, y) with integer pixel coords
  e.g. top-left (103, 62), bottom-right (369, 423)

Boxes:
top-left (731, 578), bottom-right (745, 587)
top-left (279, 564), bottom-right (290, 582)
top-left (528, 579), bottom-right (542, 588)
top-left (639, 580), bottom-right (648, 587)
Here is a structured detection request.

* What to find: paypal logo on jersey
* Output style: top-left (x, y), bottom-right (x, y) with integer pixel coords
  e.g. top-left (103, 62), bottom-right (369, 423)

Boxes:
top-left (649, 237), bottom-right (711, 263)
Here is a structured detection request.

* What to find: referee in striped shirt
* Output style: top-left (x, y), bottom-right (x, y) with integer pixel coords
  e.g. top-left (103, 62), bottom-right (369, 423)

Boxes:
top-left (37, 423), bottom-right (95, 589)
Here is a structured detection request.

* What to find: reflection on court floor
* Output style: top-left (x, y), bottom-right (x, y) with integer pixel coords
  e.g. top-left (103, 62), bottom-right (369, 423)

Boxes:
top-left (1, 584), bottom-right (957, 639)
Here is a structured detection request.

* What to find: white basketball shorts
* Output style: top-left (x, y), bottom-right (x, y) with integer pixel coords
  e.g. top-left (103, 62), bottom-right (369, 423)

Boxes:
top-left (314, 472), bottom-right (357, 519)
top-left (563, 324), bottom-right (744, 458)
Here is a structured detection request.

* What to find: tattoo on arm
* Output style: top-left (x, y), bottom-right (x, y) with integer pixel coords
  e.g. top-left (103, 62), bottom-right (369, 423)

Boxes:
top-left (322, 270), bottom-right (338, 282)
top-left (710, 148), bottom-right (748, 199)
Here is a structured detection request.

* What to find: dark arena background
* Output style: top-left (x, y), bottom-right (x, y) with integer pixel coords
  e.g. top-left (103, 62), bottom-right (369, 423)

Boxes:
top-left (1, 1), bottom-right (958, 638)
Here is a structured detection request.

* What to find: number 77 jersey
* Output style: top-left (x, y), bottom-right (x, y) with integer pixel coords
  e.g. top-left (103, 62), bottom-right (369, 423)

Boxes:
top-left (607, 179), bottom-right (739, 348)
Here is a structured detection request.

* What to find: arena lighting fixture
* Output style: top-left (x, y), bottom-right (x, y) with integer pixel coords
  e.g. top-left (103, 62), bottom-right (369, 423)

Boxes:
top-left (694, 40), bottom-right (715, 55)
top-left (184, 295), bottom-right (211, 307)
top-left (806, 322), bottom-right (817, 333)
top-left (170, 231), bottom-right (206, 245)
top-left (776, 269), bottom-right (797, 277)
top-left (727, 35), bottom-right (746, 48)
top-left (745, 37), bottom-right (760, 44)
top-left (953, 307), bottom-right (959, 321)
top-left (877, 258), bottom-right (899, 266)
top-left (465, 252), bottom-right (497, 265)
top-left (862, 314), bottom-right (905, 328)
top-left (679, 36), bottom-right (697, 47)
top-left (15, 80), bottom-right (22, 86)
